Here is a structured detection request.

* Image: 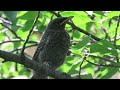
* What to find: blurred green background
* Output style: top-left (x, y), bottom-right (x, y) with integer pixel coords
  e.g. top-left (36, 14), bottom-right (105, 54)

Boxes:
top-left (0, 11), bottom-right (120, 79)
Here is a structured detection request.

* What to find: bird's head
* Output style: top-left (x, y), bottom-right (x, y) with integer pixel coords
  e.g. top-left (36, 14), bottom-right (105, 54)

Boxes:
top-left (46, 16), bottom-right (74, 30)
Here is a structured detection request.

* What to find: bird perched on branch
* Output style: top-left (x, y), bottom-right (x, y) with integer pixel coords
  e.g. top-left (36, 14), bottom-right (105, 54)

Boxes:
top-left (31, 16), bottom-right (73, 79)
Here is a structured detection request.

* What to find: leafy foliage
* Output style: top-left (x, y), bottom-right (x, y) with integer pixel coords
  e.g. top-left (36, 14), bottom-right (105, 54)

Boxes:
top-left (0, 11), bottom-right (120, 79)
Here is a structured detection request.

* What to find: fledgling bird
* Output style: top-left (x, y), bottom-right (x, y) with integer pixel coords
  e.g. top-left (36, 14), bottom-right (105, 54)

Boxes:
top-left (31, 16), bottom-right (73, 79)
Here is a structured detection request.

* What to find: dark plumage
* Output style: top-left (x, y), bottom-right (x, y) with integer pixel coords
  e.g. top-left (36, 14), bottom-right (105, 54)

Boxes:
top-left (31, 16), bottom-right (73, 79)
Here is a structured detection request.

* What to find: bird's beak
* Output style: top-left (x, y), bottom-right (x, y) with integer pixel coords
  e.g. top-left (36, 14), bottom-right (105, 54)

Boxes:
top-left (60, 16), bottom-right (74, 25)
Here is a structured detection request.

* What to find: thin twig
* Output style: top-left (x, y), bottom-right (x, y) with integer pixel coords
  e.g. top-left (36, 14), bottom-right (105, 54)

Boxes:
top-left (0, 39), bottom-right (38, 45)
top-left (1, 23), bottom-right (22, 40)
top-left (12, 43), bottom-right (38, 53)
top-left (101, 25), bottom-right (111, 40)
top-left (21, 11), bottom-right (40, 58)
top-left (86, 59), bottom-right (120, 68)
top-left (113, 15), bottom-right (120, 62)
top-left (114, 15), bottom-right (120, 45)
top-left (79, 56), bottom-right (86, 79)
top-left (108, 19), bottom-right (112, 28)
top-left (89, 54), bottom-right (115, 63)
top-left (50, 14), bottom-right (54, 21)
top-left (15, 50), bottom-right (19, 71)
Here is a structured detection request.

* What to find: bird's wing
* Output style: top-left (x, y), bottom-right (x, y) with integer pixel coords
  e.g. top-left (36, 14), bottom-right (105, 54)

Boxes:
top-left (32, 38), bottom-right (48, 62)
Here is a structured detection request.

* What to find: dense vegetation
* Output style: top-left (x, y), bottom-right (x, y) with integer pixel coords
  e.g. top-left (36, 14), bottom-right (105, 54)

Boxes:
top-left (0, 11), bottom-right (120, 79)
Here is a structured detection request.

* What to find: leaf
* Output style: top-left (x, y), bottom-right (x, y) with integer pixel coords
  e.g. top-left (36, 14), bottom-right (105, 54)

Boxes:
top-left (17, 28), bottom-right (29, 39)
top-left (93, 11), bottom-right (105, 16)
top-left (17, 11), bottom-right (37, 20)
top-left (37, 17), bottom-right (46, 32)
top-left (86, 22), bottom-right (93, 31)
top-left (61, 11), bottom-right (91, 30)
top-left (1, 62), bottom-right (15, 77)
top-left (13, 42), bottom-right (21, 49)
top-left (90, 40), bottom-right (118, 57)
top-left (116, 45), bottom-right (120, 50)
top-left (107, 22), bottom-right (118, 37)
top-left (107, 11), bottom-right (120, 19)
top-left (22, 20), bottom-right (34, 31)
top-left (3, 11), bottom-right (19, 25)
top-left (72, 36), bottom-right (90, 49)
top-left (80, 74), bottom-right (93, 79)
top-left (72, 30), bottom-right (81, 40)
top-left (59, 56), bottom-right (80, 73)
top-left (97, 62), bottom-right (120, 79)
top-left (0, 32), bottom-right (5, 41)
top-left (82, 62), bottom-right (95, 76)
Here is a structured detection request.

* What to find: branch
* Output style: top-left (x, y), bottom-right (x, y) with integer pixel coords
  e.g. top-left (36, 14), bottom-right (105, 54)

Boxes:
top-left (114, 14), bottom-right (120, 45)
top-left (88, 54), bottom-right (115, 63)
top-left (0, 50), bottom-right (73, 79)
top-left (21, 11), bottom-right (40, 57)
top-left (86, 59), bottom-right (120, 68)
top-left (113, 15), bottom-right (120, 62)
top-left (79, 56), bottom-right (86, 79)
top-left (11, 43), bottom-right (38, 52)
top-left (0, 39), bottom-right (38, 45)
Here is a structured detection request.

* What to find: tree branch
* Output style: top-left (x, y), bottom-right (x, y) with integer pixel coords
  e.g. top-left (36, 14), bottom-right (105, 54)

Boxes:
top-left (0, 39), bottom-right (38, 45)
top-left (0, 50), bottom-right (73, 79)
top-left (113, 15), bottom-right (120, 62)
top-left (11, 43), bottom-right (38, 52)
top-left (86, 59), bottom-right (120, 68)
top-left (79, 56), bottom-right (86, 79)
top-left (88, 54), bottom-right (115, 63)
top-left (114, 14), bottom-right (120, 46)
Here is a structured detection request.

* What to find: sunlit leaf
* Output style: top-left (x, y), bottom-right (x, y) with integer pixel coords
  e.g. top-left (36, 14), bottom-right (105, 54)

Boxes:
top-left (90, 40), bottom-right (118, 57)
top-left (17, 11), bottom-right (37, 20)
top-left (107, 11), bottom-right (120, 19)
top-left (72, 36), bottom-right (90, 49)
top-left (97, 62), bottom-right (120, 79)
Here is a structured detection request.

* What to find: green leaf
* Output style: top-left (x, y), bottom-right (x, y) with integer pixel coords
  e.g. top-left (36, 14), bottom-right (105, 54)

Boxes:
top-left (3, 11), bottom-right (18, 25)
top-left (82, 62), bottom-right (95, 76)
top-left (90, 40), bottom-right (118, 57)
top-left (22, 20), bottom-right (34, 31)
top-left (1, 62), bottom-right (15, 77)
top-left (72, 36), bottom-right (90, 49)
top-left (107, 11), bottom-right (120, 19)
top-left (17, 11), bottom-right (37, 20)
top-left (59, 56), bottom-right (80, 73)
top-left (17, 28), bottom-right (29, 39)
top-left (67, 57), bottom-right (82, 75)
top-left (97, 62), bottom-right (120, 79)
top-left (81, 74), bottom-right (93, 79)
top-left (13, 42), bottom-right (21, 49)
top-left (116, 45), bottom-right (120, 50)
top-left (107, 22), bottom-right (118, 37)
top-left (86, 22), bottom-right (93, 31)
top-left (93, 11), bottom-right (105, 16)
top-left (72, 30), bottom-right (81, 40)
top-left (0, 32), bottom-right (5, 41)
top-left (67, 62), bottom-right (80, 75)
top-left (0, 24), bottom-right (3, 30)
top-left (37, 17), bottom-right (46, 32)
top-left (61, 11), bottom-right (91, 30)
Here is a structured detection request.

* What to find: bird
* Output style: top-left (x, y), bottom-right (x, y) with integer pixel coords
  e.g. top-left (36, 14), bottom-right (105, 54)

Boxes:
top-left (31, 16), bottom-right (73, 79)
